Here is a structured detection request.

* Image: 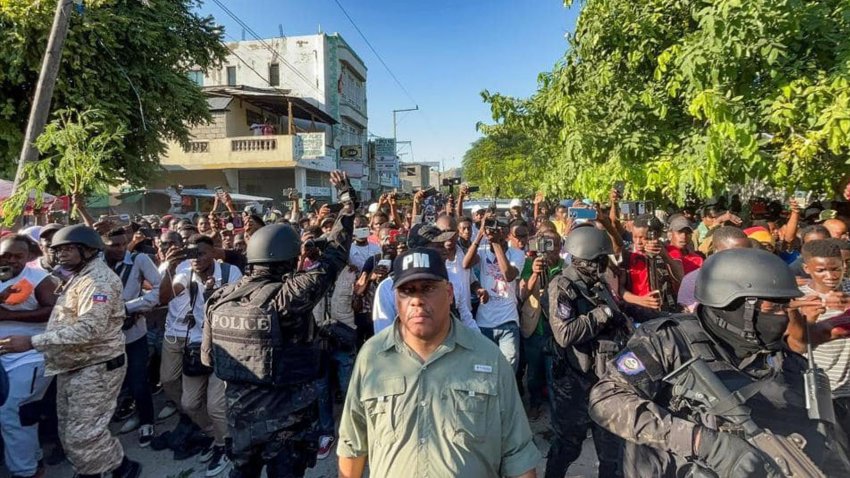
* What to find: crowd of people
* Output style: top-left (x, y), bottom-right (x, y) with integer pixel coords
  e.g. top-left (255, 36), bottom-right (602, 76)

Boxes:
top-left (1, 173), bottom-right (850, 477)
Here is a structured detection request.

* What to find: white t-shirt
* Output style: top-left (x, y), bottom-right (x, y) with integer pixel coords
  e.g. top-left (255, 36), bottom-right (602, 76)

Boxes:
top-left (165, 261), bottom-right (242, 344)
top-left (474, 246), bottom-right (526, 328)
top-left (0, 267), bottom-right (50, 371)
top-left (804, 282), bottom-right (850, 398)
top-left (349, 242), bottom-right (381, 272)
top-left (445, 246), bottom-right (478, 331)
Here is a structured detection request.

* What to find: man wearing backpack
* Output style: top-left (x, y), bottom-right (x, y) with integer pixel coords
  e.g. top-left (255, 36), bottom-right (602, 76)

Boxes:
top-left (103, 228), bottom-right (161, 447)
top-left (203, 170), bottom-right (354, 478)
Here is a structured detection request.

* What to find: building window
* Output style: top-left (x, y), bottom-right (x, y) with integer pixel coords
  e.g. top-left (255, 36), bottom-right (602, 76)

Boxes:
top-left (269, 63), bottom-right (280, 86)
top-left (187, 70), bottom-right (204, 86)
top-left (226, 66), bottom-right (237, 86)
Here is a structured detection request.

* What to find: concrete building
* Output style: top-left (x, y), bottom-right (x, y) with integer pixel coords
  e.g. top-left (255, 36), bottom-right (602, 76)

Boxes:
top-left (400, 163), bottom-right (431, 192)
top-left (153, 33), bottom-right (369, 203)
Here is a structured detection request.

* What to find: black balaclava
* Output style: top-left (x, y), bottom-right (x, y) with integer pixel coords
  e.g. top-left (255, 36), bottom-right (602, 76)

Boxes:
top-left (701, 298), bottom-right (789, 359)
top-left (572, 256), bottom-right (609, 284)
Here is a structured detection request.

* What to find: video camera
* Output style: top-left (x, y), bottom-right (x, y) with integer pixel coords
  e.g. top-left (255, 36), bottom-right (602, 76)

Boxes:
top-left (528, 236), bottom-right (556, 254)
top-left (442, 177), bottom-right (462, 187)
top-left (484, 216), bottom-right (509, 232)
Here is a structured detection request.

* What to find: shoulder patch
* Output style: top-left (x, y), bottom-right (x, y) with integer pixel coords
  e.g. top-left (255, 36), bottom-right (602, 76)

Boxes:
top-left (556, 302), bottom-right (573, 321)
top-left (92, 293), bottom-right (109, 303)
top-left (616, 351), bottom-right (646, 376)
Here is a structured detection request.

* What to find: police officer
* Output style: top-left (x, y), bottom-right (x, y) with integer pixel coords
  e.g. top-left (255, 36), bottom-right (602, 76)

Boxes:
top-left (202, 170), bottom-right (354, 478)
top-left (589, 248), bottom-right (850, 477)
top-left (546, 225), bottom-right (626, 478)
top-left (0, 225), bottom-right (142, 478)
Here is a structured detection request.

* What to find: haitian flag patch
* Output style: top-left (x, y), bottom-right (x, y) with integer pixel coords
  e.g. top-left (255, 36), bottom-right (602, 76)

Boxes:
top-left (92, 294), bottom-right (109, 303)
top-left (615, 351), bottom-right (645, 376)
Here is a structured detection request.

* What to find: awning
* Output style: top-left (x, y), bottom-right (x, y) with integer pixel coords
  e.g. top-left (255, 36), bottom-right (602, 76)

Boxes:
top-left (203, 85), bottom-right (338, 125)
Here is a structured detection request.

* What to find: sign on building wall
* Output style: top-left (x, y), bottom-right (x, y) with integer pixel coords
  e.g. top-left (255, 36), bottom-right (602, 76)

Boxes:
top-left (298, 132), bottom-right (326, 158)
top-left (373, 138), bottom-right (396, 157)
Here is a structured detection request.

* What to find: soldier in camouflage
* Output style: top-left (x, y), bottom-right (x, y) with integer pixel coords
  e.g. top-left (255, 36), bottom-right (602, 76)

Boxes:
top-left (0, 225), bottom-right (142, 478)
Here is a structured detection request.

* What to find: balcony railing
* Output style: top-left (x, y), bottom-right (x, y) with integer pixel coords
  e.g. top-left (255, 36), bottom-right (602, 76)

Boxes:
top-left (231, 137), bottom-right (278, 152)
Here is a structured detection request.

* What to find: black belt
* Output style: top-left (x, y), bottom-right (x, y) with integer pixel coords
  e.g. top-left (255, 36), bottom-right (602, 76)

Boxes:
top-left (102, 354), bottom-right (126, 371)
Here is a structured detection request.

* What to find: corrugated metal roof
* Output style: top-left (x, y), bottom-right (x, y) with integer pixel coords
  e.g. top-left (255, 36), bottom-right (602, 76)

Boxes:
top-left (206, 97), bottom-right (232, 111)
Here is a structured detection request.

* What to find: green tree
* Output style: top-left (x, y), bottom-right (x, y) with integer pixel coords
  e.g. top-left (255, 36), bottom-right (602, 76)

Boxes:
top-left (2, 109), bottom-right (125, 226)
top-left (473, 0), bottom-right (850, 203)
top-left (0, 0), bottom-right (227, 185)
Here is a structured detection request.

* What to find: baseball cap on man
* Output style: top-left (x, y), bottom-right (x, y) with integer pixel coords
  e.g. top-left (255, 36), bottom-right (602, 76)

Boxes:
top-left (668, 215), bottom-right (693, 232)
top-left (408, 223), bottom-right (457, 247)
top-left (393, 248), bottom-right (449, 289)
top-left (509, 198), bottom-right (523, 209)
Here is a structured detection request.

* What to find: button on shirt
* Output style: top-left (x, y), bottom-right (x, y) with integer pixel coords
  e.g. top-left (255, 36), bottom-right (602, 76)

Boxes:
top-left (338, 320), bottom-right (540, 477)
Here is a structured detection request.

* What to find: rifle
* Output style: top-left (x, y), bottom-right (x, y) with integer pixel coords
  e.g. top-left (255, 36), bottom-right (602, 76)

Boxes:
top-left (664, 357), bottom-right (826, 478)
top-left (591, 282), bottom-right (633, 334)
top-left (646, 253), bottom-right (678, 312)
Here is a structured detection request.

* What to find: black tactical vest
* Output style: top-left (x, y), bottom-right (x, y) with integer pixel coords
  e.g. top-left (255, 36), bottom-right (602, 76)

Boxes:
top-left (208, 280), bottom-right (321, 386)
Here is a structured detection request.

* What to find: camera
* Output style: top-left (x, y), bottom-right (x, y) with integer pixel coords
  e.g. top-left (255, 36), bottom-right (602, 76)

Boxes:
top-left (282, 188), bottom-right (301, 199)
top-left (442, 177), bottom-right (462, 186)
top-left (484, 217), bottom-right (508, 231)
top-left (420, 187), bottom-right (438, 199)
top-left (528, 237), bottom-right (556, 253)
top-left (467, 186), bottom-right (480, 193)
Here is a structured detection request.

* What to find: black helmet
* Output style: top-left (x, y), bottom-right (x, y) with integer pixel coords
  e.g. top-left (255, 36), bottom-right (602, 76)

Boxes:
top-left (695, 248), bottom-right (802, 307)
top-left (246, 224), bottom-right (300, 264)
top-left (50, 225), bottom-right (104, 250)
top-left (564, 226), bottom-right (613, 261)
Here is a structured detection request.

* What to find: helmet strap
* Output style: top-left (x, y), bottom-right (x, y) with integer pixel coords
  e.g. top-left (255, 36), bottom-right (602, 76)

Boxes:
top-left (712, 297), bottom-right (759, 343)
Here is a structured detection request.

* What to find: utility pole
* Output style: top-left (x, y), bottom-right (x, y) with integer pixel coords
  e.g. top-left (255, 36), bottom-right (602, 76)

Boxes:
top-left (12, 0), bottom-right (74, 196)
top-left (391, 106), bottom-right (417, 193)
top-left (392, 105), bottom-right (418, 143)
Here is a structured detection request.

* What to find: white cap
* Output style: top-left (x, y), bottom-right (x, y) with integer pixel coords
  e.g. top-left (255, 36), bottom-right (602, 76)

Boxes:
top-left (368, 203), bottom-right (380, 215)
top-left (509, 198), bottom-right (522, 209)
top-left (470, 205), bottom-right (483, 215)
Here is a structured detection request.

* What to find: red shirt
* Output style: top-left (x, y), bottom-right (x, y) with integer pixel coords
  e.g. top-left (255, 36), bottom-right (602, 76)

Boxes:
top-left (666, 245), bottom-right (704, 275)
top-left (626, 252), bottom-right (651, 296)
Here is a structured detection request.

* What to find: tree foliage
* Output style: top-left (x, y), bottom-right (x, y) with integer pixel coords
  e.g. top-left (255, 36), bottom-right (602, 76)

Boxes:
top-left (2, 109), bottom-right (125, 226)
top-left (468, 0), bottom-right (850, 203)
top-left (0, 0), bottom-right (227, 185)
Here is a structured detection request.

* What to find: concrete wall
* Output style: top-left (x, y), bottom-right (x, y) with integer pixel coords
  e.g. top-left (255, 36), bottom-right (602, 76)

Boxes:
top-left (191, 112), bottom-right (227, 140)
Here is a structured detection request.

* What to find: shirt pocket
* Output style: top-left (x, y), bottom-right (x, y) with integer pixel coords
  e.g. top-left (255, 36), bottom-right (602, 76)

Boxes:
top-left (448, 378), bottom-right (498, 443)
top-left (360, 376), bottom-right (406, 445)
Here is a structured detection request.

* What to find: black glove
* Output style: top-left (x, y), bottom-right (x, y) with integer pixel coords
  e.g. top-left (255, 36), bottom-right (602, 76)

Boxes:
top-left (589, 305), bottom-right (613, 326)
top-left (695, 427), bottom-right (781, 478)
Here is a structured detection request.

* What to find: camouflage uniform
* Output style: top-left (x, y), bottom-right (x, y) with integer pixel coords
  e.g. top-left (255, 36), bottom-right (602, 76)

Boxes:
top-left (31, 258), bottom-right (127, 475)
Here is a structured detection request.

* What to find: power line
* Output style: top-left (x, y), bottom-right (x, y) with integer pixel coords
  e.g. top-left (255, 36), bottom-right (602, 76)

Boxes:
top-left (331, 0), bottom-right (418, 106)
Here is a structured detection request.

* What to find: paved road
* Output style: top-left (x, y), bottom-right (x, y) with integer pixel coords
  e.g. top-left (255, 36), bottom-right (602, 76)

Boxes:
top-left (6, 396), bottom-right (600, 478)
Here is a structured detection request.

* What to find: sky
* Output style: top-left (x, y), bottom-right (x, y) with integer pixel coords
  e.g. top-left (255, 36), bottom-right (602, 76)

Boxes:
top-left (198, 0), bottom-right (580, 170)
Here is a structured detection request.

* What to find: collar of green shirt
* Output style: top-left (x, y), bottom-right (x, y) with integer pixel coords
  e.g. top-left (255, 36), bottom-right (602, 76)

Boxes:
top-left (380, 316), bottom-right (477, 359)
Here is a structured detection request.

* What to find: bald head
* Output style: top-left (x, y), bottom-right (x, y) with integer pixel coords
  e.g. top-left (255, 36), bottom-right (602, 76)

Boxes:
top-left (823, 219), bottom-right (848, 240)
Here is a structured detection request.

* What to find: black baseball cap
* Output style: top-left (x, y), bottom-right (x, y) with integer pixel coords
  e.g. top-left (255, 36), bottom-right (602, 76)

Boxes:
top-left (392, 248), bottom-right (449, 289)
top-left (407, 223), bottom-right (457, 247)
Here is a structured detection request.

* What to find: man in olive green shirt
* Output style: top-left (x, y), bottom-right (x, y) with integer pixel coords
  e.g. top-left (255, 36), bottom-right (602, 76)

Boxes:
top-left (338, 248), bottom-right (540, 478)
